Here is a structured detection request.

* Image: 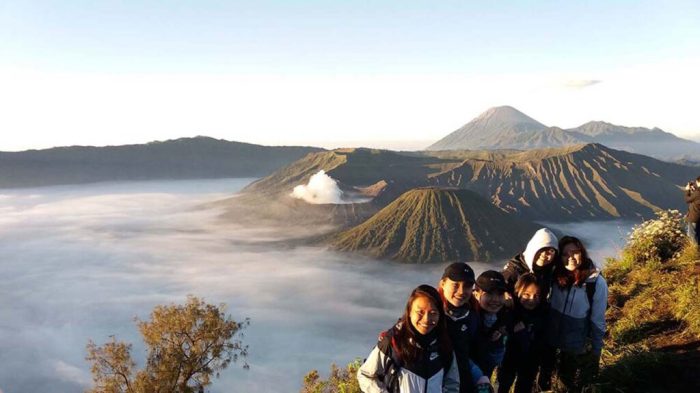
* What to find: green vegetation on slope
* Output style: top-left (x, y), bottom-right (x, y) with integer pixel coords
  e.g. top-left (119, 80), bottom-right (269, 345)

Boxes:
top-left (332, 187), bottom-right (539, 263)
top-left (598, 210), bottom-right (700, 392)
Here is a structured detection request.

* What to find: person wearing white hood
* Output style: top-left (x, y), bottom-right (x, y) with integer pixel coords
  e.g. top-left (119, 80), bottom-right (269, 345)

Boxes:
top-left (502, 228), bottom-right (558, 301)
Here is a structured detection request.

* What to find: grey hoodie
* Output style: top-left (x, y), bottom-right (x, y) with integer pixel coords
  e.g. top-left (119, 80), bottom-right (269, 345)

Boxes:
top-left (547, 269), bottom-right (608, 354)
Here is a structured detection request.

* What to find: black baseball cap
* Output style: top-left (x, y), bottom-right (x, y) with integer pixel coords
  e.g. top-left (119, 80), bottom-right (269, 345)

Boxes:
top-left (476, 270), bottom-right (507, 293)
top-left (441, 262), bottom-right (476, 284)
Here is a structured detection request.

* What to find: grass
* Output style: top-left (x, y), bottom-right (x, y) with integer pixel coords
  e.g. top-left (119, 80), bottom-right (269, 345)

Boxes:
top-left (599, 232), bottom-right (700, 392)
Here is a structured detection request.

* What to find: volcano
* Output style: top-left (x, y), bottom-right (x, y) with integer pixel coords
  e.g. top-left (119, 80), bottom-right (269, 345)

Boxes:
top-left (332, 187), bottom-right (539, 263)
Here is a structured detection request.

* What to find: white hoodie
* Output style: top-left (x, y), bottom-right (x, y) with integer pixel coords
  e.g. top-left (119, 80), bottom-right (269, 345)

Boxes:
top-left (522, 228), bottom-right (558, 270)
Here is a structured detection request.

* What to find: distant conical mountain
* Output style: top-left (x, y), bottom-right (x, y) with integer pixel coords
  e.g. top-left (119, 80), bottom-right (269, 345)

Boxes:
top-left (427, 107), bottom-right (699, 160)
top-left (332, 188), bottom-right (539, 263)
top-left (427, 106), bottom-right (550, 151)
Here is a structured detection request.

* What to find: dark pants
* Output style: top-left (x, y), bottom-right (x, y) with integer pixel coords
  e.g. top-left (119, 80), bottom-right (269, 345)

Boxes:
top-left (537, 345), bottom-right (556, 391)
top-left (497, 346), bottom-right (539, 393)
top-left (552, 350), bottom-right (600, 393)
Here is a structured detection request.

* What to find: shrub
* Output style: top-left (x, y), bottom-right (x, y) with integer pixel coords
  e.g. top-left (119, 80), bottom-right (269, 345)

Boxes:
top-left (623, 209), bottom-right (686, 266)
top-left (301, 360), bottom-right (362, 393)
top-left (86, 296), bottom-right (249, 393)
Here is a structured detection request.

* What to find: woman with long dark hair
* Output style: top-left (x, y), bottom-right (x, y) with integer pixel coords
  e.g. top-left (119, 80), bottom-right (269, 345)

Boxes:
top-left (357, 284), bottom-right (460, 393)
top-left (547, 236), bottom-right (608, 392)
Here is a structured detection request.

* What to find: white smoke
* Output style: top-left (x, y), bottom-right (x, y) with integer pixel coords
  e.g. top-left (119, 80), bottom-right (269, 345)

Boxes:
top-left (291, 170), bottom-right (344, 204)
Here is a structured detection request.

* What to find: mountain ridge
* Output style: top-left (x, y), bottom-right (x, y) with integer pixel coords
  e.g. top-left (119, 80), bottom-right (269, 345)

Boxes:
top-left (427, 106), bottom-right (699, 160)
top-left (0, 136), bottom-right (323, 188)
top-left (235, 143), bottom-right (698, 223)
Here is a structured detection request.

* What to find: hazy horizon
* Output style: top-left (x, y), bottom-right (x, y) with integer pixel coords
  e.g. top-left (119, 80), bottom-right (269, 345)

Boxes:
top-left (1, 1), bottom-right (699, 151)
top-left (2, 131), bottom-right (700, 154)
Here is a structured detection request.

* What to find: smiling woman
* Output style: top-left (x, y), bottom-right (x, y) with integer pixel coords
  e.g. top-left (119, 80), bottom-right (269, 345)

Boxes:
top-left (357, 285), bottom-right (459, 393)
top-left (548, 236), bottom-right (609, 392)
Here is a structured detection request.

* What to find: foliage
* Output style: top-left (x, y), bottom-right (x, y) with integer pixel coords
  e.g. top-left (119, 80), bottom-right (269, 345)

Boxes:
top-left (600, 211), bottom-right (700, 392)
top-left (622, 209), bottom-right (686, 268)
top-left (301, 360), bottom-right (362, 393)
top-left (86, 296), bottom-right (249, 393)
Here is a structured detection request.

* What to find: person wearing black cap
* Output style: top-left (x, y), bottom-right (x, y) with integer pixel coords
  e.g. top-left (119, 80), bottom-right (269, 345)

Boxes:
top-left (472, 270), bottom-right (513, 381)
top-left (438, 263), bottom-right (492, 393)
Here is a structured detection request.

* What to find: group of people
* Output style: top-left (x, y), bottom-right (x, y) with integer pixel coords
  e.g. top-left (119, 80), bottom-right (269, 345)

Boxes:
top-left (357, 229), bottom-right (608, 393)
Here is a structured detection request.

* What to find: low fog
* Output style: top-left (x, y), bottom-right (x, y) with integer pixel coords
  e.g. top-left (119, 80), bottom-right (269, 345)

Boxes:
top-left (0, 179), bottom-right (633, 393)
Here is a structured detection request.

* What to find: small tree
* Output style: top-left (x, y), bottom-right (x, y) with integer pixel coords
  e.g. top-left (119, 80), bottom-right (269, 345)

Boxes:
top-left (86, 296), bottom-right (249, 393)
top-left (301, 360), bottom-right (362, 393)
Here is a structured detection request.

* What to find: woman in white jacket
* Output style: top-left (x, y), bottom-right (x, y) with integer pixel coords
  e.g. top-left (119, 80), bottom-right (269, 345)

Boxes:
top-left (357, 285), bottom-right (460, 393)
top-left (547, 236), bottom-right (608, 392)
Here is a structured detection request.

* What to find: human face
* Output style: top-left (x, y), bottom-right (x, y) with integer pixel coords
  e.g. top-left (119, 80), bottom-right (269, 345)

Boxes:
top-left (440, 278), bottom-right (474, 308)
top-left (561, 243), bottom-right (583, 271)
top-left (475, 289), bottom-right (505, 313)
top-left (534, 247), bottom-right (556, 267)
top-left (409, 296), bottom-right (440, 335)
top-left (518, 284), bottom-right (540, 310)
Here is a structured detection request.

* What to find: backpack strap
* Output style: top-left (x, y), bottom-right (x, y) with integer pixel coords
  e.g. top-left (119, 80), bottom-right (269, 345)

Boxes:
top-left (376, 330), bottom-right (402, 393)
top-left (585, 278), bottom-right (596, 310)
top-left (584, 275), bottom-right (604, 325)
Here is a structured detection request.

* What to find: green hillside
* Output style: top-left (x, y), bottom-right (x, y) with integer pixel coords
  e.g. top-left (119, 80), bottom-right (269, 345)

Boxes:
top-left (332, 187), bottom-right (539, 263)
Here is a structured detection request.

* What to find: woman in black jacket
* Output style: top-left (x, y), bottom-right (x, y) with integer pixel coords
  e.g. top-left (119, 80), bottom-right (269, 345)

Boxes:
top-left (438, 263), bottom-right (491, 393)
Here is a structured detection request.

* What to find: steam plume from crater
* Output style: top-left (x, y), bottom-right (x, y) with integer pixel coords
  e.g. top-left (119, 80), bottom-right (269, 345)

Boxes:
top-left (290, 170), bottom-right (346, 204)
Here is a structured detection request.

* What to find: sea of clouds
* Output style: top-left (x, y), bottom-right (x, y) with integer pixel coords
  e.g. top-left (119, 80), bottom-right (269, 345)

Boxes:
top-left (0, 179), bottom-right (633, 392)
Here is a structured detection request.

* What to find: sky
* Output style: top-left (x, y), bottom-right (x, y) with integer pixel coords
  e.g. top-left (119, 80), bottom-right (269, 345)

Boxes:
top-left (1, 0), bottom-right (699, 151)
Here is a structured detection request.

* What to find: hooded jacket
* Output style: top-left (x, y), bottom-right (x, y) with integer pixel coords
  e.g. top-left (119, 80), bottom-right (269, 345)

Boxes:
top-left (547, 269), bottom-right (608, 354)
top-left (358, 323), bottom-right (460, 393)
top-left (502, 228), bottom-right (558, 298)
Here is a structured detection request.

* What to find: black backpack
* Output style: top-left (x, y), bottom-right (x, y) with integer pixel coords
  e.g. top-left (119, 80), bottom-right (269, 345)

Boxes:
top-left (374, 327), bottom-right (453, 393)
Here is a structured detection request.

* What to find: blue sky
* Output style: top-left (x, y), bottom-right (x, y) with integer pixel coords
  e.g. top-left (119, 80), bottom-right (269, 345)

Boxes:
top-left (1, 0), bottom-right (699, 150)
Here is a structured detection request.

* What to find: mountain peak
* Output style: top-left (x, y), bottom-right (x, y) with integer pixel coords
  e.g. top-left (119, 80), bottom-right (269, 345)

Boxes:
top-left (476, 106), bottom-right (545, 127)
top-left (426, 106), bottom-right (548, 151)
